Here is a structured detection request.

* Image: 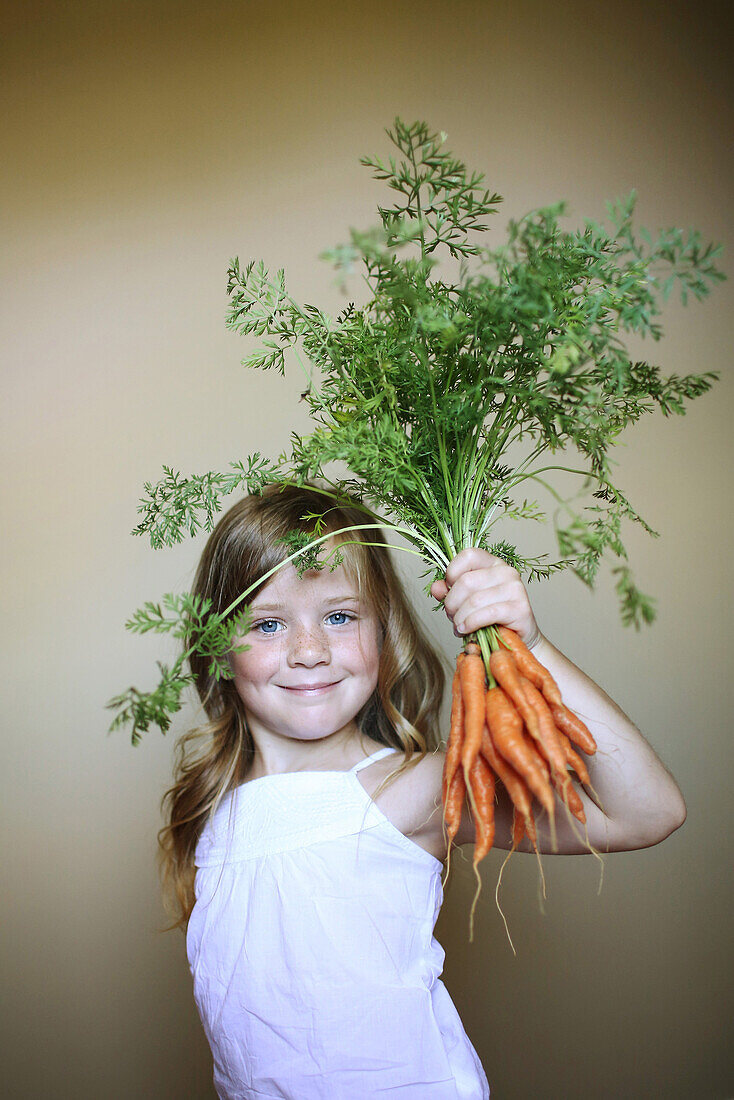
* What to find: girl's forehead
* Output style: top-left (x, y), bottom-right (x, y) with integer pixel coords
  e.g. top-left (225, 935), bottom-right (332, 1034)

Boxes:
top-left (250, 557), bottom-right (363, 606)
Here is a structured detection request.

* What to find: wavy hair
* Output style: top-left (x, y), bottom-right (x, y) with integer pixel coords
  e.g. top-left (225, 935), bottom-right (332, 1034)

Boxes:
top-left (158, 483), bottom-right (447, 928)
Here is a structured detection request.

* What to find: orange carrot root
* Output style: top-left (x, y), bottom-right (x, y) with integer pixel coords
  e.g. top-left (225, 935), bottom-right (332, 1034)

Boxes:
top-left (496, 626), bottom-right (562, 706)
top-left (442, 654), bottom-right (465, 809)
top-left (485, 682), bottom-right (555, 818)
top-left (468, 754), bottom-right (495, 942)
top-left (518, 676), bottom-right (569, 784)
top-left (481, 724), bottom-right (532, 821)
top-left (459, 644), bottom-right (488, 784)
top-left (442, 652), bottom-right (467, 888)
top-left (444, 769), bottom-right (467, 843)
top-left (494, 806), bottom-right (524, 955)
top-left (524, 807), bottom-right (548, 905)
top-left (558, 731), bottom-right (592, 787)
top-left (441, 770), bottom-right (467, 890)
top-left (549, 699), bottom-right (597, 756)
top-left (446, 636), bottom-right (605, 943)
top-left (551, 771), bottom-right (587, 824)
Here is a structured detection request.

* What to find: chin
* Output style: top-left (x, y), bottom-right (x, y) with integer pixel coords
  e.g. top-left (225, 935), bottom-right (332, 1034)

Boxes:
top-left (301, 723), bottom-right (353, 742)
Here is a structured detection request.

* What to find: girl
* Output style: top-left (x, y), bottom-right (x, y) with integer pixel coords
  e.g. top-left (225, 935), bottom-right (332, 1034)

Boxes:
top-left (161, 483), bottom-right (686, 1100)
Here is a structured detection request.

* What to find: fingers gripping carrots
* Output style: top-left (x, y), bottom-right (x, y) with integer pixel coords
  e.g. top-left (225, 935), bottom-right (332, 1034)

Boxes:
top-left (440, 626), bottom-right (599, 939)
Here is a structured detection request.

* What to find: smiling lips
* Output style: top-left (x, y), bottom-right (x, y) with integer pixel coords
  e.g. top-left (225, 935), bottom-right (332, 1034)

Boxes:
top-left (280, 681), bottom-right (340, 695)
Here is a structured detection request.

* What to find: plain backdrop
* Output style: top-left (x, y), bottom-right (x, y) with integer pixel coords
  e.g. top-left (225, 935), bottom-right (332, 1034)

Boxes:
top-left (2, 1), bottom-right (732, 1097)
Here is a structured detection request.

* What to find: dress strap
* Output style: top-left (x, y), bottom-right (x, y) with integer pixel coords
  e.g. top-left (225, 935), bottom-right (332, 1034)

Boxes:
top-left (350, 746), bottom-right (400, 773)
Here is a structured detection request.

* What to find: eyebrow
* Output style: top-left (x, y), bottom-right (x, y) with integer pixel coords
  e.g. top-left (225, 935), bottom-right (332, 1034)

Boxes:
top-left (249, 594), bottom-right (362, 613)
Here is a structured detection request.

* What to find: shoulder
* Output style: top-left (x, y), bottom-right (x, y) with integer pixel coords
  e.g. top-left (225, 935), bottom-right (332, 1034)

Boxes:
top-left (360, 747), bottom-right (450, 862)
top-left (360, 744), bottom-right (534, 857)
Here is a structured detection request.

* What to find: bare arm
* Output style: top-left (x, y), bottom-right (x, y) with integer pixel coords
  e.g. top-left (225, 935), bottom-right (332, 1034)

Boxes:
top-left (500, 632), bottom-right (686, 853)
top-left (431, 549), bottom-right (687, 856)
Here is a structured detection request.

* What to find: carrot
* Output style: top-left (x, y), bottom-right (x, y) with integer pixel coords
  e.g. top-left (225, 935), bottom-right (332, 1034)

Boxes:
top-left (485, 684), bottom-right (555, 818)
top-left (481, 723), bottom-right (532, 821)
top-left (489, 648), bottom-right (541, 740)
top-left (557, 730), bottom-right (592, 787)
top-left (548, 700), bottom-right (597, 756)
top-left (521, 678), bottom-right (589, 828)
top-left (533, 743), bottom-right (551, 783)
top-left (467, 752), bottom-right (495, 942)
top-left (517, 677), bottom-right (569, 783)
top-left (522, 807), bottom-right (547, 903)
top-left (551, 770), bottom-right (587, 824)
top-left (495, 803), bottom-right (527, 956)
top-left (488, 648), bottom-right (558, 792)
top-left (496, 626), bottom-right (562, 706)
top-left (442, 653), bottom-right (465, 813)
top-left (469, 753), bottom-right (496, 865)
top-left (444, 768), bottom-right (467, 847)
top-left (442, 767), bottom-right (468, 891)
top-left (442, 654), bottom-right (467, 887)
top-left (459, 643), bottom-right (487, 783)
top-left (523, 807), bottom-right (538, 847)
top-left (512, 805), bottom-right (525, 849)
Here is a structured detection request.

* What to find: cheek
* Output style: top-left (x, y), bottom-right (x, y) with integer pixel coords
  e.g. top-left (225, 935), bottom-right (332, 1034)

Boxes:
top-left (354, 624), bottom-right (382, 682)
top-left (231, 642), bottom-right (282, 688)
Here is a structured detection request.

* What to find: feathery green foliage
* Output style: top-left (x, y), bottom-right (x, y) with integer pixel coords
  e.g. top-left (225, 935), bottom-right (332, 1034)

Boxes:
top-left (107, 595), bottom-right (251, 745)
top-left (111, 118), bottom-right (724, 741)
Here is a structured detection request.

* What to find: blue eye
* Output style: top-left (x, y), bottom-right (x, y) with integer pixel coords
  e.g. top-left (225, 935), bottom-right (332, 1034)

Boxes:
top-left (327, 611), bottom-right (353, 626)
top-left (256, 619), bottom-right (281, 634)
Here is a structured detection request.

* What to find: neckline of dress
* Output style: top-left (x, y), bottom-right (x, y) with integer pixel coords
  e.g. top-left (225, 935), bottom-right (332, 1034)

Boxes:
top-left (239, 747), bottom-right (400, 787)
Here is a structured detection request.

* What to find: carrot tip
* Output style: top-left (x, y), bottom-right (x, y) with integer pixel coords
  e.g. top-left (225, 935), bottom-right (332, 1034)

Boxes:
top-left (468, 861), bottom-right (483, 943)
top-left (494, 848), bottom-right (517, 956)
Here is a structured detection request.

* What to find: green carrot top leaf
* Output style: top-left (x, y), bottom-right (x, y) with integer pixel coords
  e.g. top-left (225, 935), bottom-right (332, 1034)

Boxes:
top-left (112, 117), bottom-right (724, 741)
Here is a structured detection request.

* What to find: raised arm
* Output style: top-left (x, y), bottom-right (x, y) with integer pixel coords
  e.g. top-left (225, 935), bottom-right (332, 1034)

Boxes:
top-left (431, 549), bottom-right (687, 855)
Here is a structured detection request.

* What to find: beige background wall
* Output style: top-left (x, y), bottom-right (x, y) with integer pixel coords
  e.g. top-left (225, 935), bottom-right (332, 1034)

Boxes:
top-left (2, 2), bottom-right (732, 1097)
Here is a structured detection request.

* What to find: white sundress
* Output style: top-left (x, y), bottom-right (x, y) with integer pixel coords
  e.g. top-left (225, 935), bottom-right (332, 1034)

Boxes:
top-left (187, 746), bottom-right (490, 1100)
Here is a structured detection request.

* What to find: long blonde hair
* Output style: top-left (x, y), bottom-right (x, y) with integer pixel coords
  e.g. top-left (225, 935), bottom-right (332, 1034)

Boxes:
top-left (158, 483), bottom-right (446, 928)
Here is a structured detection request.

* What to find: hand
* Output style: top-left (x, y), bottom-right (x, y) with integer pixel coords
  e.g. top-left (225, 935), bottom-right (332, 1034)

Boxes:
top-left (430, 548), bottom-right (542, 649)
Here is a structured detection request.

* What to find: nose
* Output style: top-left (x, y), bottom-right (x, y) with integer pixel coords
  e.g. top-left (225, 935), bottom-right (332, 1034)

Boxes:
top-left (286, 623), bottom-right (331, 668)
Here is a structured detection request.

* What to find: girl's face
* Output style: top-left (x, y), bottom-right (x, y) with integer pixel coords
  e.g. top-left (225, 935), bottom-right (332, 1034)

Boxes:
top-left (230, 554), bottom-right (382, 751)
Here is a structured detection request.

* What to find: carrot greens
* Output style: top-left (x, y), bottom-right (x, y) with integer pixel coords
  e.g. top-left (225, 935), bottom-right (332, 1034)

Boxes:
top-left (110, 118), bottom-right (723, 744)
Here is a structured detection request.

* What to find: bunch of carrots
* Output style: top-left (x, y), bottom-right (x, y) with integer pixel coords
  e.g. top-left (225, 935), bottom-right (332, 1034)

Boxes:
top-left (442, 627), bottom-right (599, 939)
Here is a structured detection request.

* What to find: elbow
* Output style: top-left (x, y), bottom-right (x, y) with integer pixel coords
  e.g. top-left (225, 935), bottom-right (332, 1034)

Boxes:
top-left (641, 788), bottom-right (687, 848)
top-left (667, 789), bottom-right (687, 836)
top-left (601, 781), bottom-right (687, 853)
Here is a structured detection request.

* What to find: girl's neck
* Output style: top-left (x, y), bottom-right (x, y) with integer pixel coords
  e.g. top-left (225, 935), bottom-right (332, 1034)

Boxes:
top-left (245, 728), bottom-right (384, 781)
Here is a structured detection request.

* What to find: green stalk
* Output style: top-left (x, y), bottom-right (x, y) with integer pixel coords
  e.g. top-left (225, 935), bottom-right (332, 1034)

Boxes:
top-left (421, 342), bottom-right (460, 539)
top-left (411, 472), bottom-right (458, 559)
top-left (475, 627), bottom-right (496, 688)
top-left (407, 133), bottom-right (428, 264)
top-left (507, 462), bottom-right (605, 494)
top-left (471, 440), bottom-right (549, 543)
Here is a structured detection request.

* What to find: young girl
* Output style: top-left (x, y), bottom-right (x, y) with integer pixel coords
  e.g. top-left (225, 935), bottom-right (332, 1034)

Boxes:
top-left (162, 483), bottom-right (686, 1100)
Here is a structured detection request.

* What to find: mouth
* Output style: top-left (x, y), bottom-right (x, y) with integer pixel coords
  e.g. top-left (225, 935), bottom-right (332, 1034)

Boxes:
top-left (279, 681), bottom-right (341, 696)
